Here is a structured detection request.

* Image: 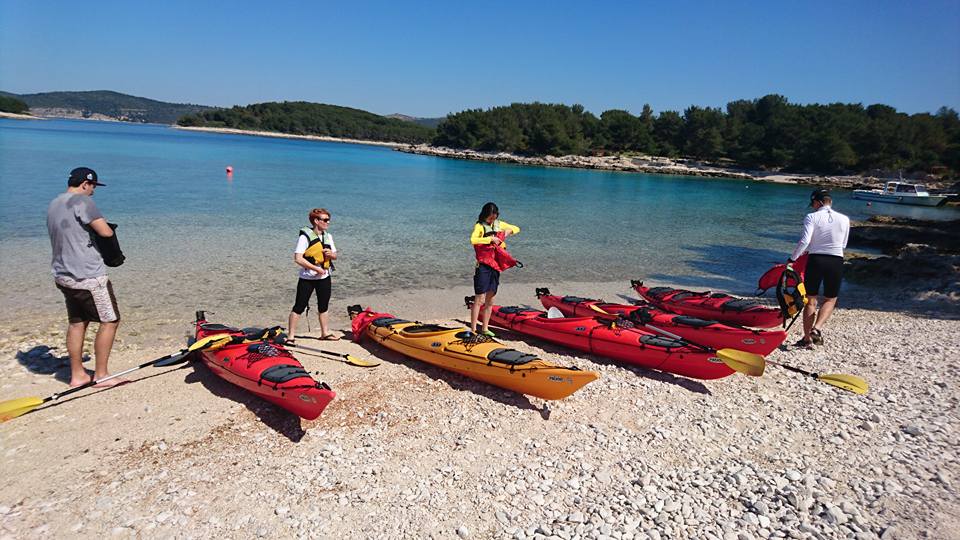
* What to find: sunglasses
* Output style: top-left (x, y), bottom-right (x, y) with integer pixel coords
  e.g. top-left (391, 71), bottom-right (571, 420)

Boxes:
top-left (317, 217), bottom-right (331, 223)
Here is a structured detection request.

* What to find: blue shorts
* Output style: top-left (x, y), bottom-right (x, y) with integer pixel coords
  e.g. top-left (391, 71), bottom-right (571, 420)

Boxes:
top-left (473, 264), bottom-right (500, 295)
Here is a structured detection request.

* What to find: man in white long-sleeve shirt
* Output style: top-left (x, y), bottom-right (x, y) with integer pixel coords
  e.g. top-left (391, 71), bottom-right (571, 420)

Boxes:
top-left (788, 189), bottom-right (850, 348)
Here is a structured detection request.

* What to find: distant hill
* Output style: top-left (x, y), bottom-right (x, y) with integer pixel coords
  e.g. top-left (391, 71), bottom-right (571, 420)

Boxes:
top-left (180, 101), bottom-right (436, 144)
top-left (0, 90), bottom-right (213, 124)
top-left (386, 113), bottom-right (444, 129)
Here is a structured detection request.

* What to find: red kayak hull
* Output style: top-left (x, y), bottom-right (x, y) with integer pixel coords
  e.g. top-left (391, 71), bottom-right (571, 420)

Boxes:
top-left (539, 293), bottom-right (786, 355)
top-left (195, 318), bottom-right (335, 420)
top-left (487, 305), bottom-right (735, 380)
top-left (633, 282), bottom-right (783, 329)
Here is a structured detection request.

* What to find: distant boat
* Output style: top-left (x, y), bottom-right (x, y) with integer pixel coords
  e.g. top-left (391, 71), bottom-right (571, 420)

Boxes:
top-left (852, 181), bottom-right (954, 207)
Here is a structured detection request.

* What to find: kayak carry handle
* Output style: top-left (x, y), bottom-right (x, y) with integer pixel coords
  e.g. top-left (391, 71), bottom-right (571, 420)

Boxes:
top-left (464, 296), bottom-right (476, 308)
top-left (347, 304), bottom-right (364, 319)
top-left (630, 279), bottom-right (643, 288)
top-left (534, 287), bottom-right (551, 298)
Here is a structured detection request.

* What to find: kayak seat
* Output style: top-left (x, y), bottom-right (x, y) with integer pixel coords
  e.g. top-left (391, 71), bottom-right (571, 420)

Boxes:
top-left (241, 327), bottom-right (268, 340)
top-left (403, 324), bottom-right (455, 334)
top-left (259, 364), bottom-right (311, 384)
top-left (561, 296), bottom-right (592, 304)
top-left (639, 335), bottom-right (685, 349)
top-left (371, 317), bottom-right (410, 328)
top-left (487, 348), bottom-right (537, 365)
top-left (646, 287), bottom-right (674, 298)
top-left (721, 299), bottom-right (762, 312)
top-left (498, 306), bottom-right (539, 315)
top-left (671, 316), bottom-right (719, 328)
top-left (200, 323), bottom-right (239, 333)
top-left (627, 309), bottom-right (654, 324)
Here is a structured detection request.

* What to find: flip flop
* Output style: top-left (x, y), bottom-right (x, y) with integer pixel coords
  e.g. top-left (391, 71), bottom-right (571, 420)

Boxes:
top-left (321, 334), bottom-right (341, 341)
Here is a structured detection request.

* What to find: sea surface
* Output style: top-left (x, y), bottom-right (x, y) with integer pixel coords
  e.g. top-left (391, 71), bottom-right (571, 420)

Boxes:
top-left (1, 118), bottom-right (957, 320)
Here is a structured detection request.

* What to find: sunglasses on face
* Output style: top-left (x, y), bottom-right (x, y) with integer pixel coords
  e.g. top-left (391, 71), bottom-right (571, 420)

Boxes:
top-left (317, 217), bottom-right (331, 223)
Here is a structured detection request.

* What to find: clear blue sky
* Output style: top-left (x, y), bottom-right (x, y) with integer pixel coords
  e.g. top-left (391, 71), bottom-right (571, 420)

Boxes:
top-left (2, 0), bottom-right (958, 117)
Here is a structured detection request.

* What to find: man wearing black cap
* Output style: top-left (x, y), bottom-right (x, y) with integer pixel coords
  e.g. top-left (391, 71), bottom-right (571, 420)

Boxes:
top-left (787, 188), bottom-right (850, 348)
top-left (46, 167), bottom-right (124, 387)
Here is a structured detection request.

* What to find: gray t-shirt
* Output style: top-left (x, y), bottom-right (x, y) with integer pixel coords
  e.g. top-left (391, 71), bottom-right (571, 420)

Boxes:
top-left (47, 192), bottom-right (106, 280)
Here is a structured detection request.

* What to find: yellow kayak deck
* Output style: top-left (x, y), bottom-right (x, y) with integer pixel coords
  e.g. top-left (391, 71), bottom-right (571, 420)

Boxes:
top-left (366, 318), bottom-right (598, 400)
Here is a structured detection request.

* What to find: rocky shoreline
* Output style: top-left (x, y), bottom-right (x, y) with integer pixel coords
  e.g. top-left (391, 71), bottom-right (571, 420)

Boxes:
top-left (0, 280), bottom-right (957, 539)
top-left (398, 145), bottom-right (960, 193)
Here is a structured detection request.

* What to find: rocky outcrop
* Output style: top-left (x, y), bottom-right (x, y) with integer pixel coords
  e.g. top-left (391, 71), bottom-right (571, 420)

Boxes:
top-left (846, 218), bottom-right (959, 301)
top-left (398, 145), bottom-right (755, 180)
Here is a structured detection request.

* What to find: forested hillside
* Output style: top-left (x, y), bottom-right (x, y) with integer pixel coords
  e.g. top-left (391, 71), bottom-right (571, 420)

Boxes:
top-left (433, 96), bottom-right (960, 176)
top-left (178, 102), bottom-right (435, 144)
top-left (0, 90), bottom-right (211, 124)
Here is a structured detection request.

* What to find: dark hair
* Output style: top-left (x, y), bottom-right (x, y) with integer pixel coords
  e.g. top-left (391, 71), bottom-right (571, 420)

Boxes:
top-left (477, 202), bottom-right (499, 224)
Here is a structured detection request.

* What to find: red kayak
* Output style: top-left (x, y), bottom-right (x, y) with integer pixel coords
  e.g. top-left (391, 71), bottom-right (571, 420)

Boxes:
top-left (536, 288), bottom-right (786, 355)
top-left (194, 311), bottom-right (335, 420)
top-left (632, 281), bottom-right (783, 329)
top-left (480, 302), bottom-right (736, 380)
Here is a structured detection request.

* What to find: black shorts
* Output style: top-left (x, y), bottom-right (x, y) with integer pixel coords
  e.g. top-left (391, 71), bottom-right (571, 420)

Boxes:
top-left (473, 264), bottom-right (500, 295)
top-left (804, 254), bottom-right (844, 298)
top-left (57, 278), bottom-right (120, 323)
top-left (292, 277), bottom-right (332, 314)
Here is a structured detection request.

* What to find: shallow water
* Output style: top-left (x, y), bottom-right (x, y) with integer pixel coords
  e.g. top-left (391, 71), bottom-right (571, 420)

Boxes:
top-left (2, 118), bottom-right (957, 324)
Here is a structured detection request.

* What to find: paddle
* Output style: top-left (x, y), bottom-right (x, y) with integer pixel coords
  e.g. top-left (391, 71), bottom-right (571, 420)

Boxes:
top-left (765, 361), bottom-right (868, 394)
top-left (0, 333), bottom-right (235, 422)
top-left (278, 336), bottom-right (380, 367)
top-left (586, 303), bottom-right (767, 377)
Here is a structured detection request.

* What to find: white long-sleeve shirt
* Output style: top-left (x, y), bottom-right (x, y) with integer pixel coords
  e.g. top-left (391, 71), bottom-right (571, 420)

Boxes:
top-left (790, 206), bottom-right (850, 261)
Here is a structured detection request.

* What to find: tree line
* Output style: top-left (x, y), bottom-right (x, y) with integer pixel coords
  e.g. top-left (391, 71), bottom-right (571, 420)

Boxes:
top-left (433, 96), bottom-right (960, 176)
top-left (0, 95), bottom-right (29, 114)
top-left (178, 101), bottom-right (435, 144)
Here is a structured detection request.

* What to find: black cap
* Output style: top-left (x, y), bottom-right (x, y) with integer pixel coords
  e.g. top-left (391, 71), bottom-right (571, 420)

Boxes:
top-left (809, 188), bottom-right (829, 206)
top-left (68, 167), bottom-right (106, 187)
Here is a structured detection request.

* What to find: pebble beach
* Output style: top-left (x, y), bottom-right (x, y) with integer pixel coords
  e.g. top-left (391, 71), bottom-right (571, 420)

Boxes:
top-left (1, 279), bottom-right (957, 540)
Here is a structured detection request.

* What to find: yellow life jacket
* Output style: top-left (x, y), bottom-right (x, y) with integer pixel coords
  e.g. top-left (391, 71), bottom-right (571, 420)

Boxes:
top-left (776, 266), bottom-right (807, 328)
top-left (299, 227), bottom-right (334, 270)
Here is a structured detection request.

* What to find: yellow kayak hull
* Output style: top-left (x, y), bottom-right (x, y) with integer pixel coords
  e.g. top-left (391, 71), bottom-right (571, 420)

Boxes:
top-left (356, 309), bottom-right (598, 400)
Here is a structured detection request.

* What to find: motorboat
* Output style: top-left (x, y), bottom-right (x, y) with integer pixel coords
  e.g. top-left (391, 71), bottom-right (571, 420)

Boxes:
top-left (852, 181), bottom-right (954, 207)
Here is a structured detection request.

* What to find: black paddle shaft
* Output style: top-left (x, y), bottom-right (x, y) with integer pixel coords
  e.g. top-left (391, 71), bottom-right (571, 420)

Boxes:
top-left (45, 350), bottom-right (188, 403)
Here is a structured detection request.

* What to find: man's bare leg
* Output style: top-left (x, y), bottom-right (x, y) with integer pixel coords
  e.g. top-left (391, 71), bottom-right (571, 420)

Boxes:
top-left (93, 321), bottom-right (124, 387)
top-left (813, 297), bottom-right (838, 332)
top-left (67, 321), bottom-right (91, 386)
top-left (801, 297), bottom-right (819, 342)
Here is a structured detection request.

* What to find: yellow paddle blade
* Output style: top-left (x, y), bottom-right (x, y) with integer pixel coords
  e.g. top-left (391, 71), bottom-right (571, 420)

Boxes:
top-left (818, 373), bottom-right (869, 395)
top-left (188, 333), bottom-right (234, 352)
top-left (588, 304), bottom-right (612, 315)
top-left (343, 354), bottom-right (381, 368)
top-left (716, 348), bottom-right (766, 377)
top-left (0, 397), bottom-right (45, 422)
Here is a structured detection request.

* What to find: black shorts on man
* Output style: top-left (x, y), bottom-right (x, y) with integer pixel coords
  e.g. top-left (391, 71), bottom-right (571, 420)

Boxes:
top-left (804, 254), bottom-right (844, 298)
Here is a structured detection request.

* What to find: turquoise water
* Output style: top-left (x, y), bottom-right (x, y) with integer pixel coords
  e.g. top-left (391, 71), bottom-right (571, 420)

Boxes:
top-left (2, 118), bottom-right (957, 310)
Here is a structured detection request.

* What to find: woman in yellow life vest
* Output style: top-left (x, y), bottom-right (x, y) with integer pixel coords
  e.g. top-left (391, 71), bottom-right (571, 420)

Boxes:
top-left (469, 202), bottom-right (520, 337)
top-left (287, 208), bottom-right (339, 342)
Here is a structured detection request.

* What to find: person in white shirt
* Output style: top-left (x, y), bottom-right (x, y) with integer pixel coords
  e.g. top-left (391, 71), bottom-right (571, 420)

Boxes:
top-left (287, 208), bottom-right (339, 342)
top-left (788, 189), bottom-right (850, 348)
